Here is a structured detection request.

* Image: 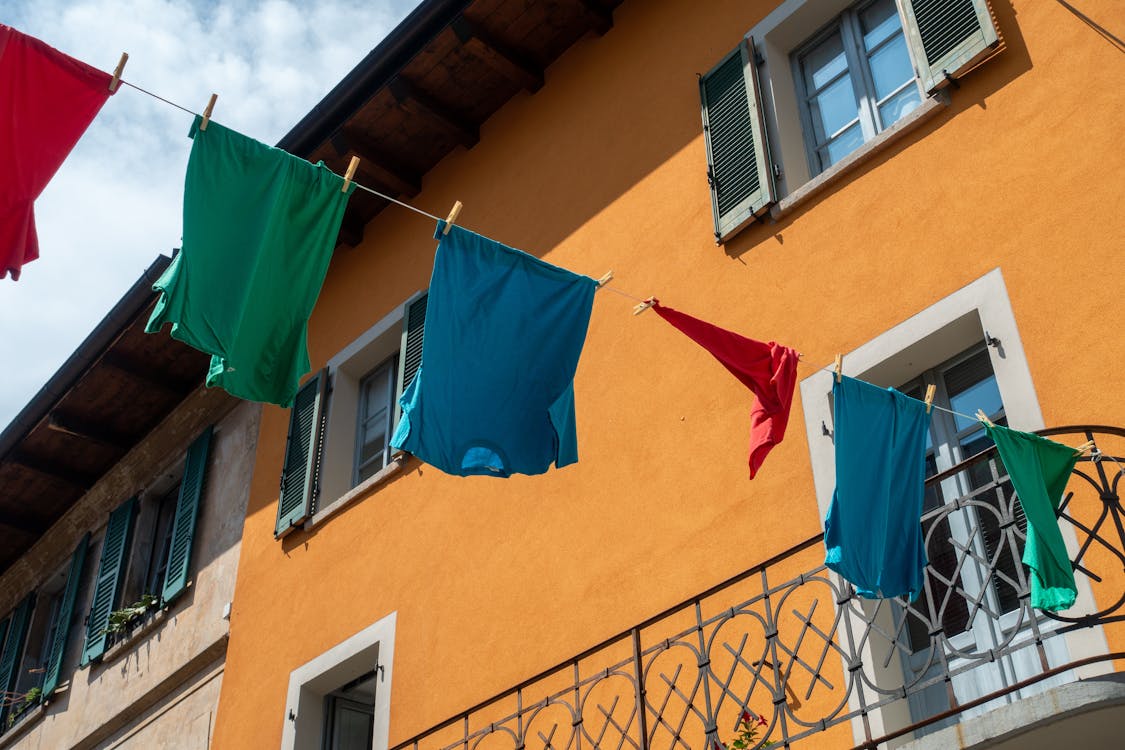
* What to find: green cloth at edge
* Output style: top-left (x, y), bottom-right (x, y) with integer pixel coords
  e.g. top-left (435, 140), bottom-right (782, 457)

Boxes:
top-left (146, 115), bottom-right (354, 407)
top-left (985, 424), bottom-right (1080, 612)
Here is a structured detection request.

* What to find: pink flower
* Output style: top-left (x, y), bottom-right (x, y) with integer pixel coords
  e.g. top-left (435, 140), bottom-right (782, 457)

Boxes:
top-left (741, 710), bottom-right (753, 724)
top-left (757, 714), bottom-right (767, 727)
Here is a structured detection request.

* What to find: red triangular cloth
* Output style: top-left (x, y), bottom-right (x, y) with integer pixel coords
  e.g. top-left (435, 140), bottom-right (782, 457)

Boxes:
top-left (1, 25), bottom-right (113, 280)
top-left (652, 301), bottom-right (799, 479)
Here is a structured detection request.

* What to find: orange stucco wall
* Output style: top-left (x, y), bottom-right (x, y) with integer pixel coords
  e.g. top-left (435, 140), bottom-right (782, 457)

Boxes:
top-left (212, 0), bottom-right (1125, 747)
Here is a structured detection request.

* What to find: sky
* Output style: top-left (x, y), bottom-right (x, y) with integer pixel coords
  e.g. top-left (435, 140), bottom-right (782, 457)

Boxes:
top-left (0, 0), bottom-right (422, 427)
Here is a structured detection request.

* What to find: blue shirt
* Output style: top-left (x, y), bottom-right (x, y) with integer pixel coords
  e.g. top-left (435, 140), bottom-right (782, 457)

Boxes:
top-left (390, 222), bottom-right (598, 476)
top-left (824, 376), bottom-right (931, 599)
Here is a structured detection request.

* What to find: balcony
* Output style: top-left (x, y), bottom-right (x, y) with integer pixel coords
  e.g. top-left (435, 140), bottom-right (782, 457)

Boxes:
top-left (395, 426), bottom-right (1125, 750)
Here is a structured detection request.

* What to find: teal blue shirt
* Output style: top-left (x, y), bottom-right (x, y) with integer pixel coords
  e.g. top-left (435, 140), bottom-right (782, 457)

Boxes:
top-left (390, 222), bottom-right (597, 476)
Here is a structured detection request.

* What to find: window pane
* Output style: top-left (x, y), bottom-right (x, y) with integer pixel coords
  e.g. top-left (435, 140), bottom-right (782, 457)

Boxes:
top-left (810, 74), bottom-right (859, 141)
top-left (878, 85), bottom-right (922, 127)
top-left (803, 31), bottom-right (849, 90)
top-left (822, 123), bottom-right (864, 166)
top-left (945, 349), bottom-right (1003, 432)
top-left (868, 34), bottom-right (915, 101)
top-left (861, 0), bottom-right (902, 51)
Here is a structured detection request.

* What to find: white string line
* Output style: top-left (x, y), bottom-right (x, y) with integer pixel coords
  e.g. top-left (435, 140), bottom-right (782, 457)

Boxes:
top-left (113, 78), bottom-right (1110, 459)
top-left (119, 78), bottom-right (444, 223)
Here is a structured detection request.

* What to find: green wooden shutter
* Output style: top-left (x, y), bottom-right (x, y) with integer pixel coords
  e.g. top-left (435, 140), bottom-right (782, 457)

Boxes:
top-left (899, 0), bottom-right (1000, 92)
top-left (81, 498), bottom-right (137, 665)
top-left (0, 594), bottom-right (35, 723)
top-left (700, 37), bottom-right (775, 243)
top-left (41, 534), bottom-right (89, 698)
top-left (393, 292), bottom-right (428, 428)
top-left (160, 427), bottom-right (213, 605)
top-left (276, 371), bottom-right (327, 537)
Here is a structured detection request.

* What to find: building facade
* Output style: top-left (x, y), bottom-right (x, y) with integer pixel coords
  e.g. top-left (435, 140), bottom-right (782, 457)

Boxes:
top-left (0, 258), bottom-right (260, 749)
top-left (211, 1), bottom-right (1125, 749)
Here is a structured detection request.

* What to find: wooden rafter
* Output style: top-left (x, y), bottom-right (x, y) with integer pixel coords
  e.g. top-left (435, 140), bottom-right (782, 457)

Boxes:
top-left (452, 16), bottom-right (544, 92)
top-left (388, 77), bottom-right (479, 149)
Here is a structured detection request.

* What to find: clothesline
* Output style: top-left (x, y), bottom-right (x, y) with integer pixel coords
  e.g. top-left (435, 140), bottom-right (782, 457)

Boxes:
top-left (111, 75), bottom-right (1095, 452)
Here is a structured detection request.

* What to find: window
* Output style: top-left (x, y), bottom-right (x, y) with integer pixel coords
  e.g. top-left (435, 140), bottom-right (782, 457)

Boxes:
top-left (700, 0), bottom-right (1001, 241)
top-left (0, 533), bottom-right (87, 730)
top-left (354, 357), bottom-right (398, 486)
top-left (281, 612), bottom-right (395, 750)
top-left (275, 292), bottom-right (426, 537)
top-left (898, 345), bottom-right (1017, 650)
top-left (80, 427), bottom-right (213, 665)
top-left (794, 0), bottom-right (921, 173)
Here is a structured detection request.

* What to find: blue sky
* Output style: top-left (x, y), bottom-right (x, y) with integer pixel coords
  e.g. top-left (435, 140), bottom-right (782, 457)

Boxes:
top-left (0, 0), bottom-right (421, 426)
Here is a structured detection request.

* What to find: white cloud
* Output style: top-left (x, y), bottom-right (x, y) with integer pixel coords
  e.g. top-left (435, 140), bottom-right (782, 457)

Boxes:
top-left (0, 0), bottom-right (420, 426)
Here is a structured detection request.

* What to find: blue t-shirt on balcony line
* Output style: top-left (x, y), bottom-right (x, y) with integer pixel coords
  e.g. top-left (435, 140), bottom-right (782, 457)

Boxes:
top-left (390, 221), bottom-right (598, 477)
top-left (824, 375), bottom-right (931, 599)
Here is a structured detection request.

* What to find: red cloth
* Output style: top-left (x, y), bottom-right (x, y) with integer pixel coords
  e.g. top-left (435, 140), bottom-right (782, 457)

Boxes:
top-left (0, 25), bottom-right (112, 280)
top-left (653, 301), bottom-right (799, 479)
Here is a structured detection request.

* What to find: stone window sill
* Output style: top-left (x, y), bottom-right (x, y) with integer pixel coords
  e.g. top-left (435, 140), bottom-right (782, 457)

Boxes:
top-left (304, 453), bottom-right (409, 530)
top-left (768, 91), bottom-right (950, 222)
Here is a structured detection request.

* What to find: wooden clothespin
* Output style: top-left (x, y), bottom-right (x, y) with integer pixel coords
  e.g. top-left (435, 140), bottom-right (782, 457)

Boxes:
top-left (924, 384), bottom-right (936, 414)
top-left (632, 297), bottom-right (656, 316)
top-left (1074, 440), bottom-right (1096, 456)
top-left (109, 52), bottom-right (128, 93)
top-left (441, 200), bottom-right (463, 235)
top-left (596, 271), bottom-right (613, 287)
top-left (975, 409), bottom-right (994, 427)
top-left (342, 156), bottom-right (360, 193)
top-left (200, 93), bottom-right (218, 131)
top-left (833, 354), bottom-right (843, 383)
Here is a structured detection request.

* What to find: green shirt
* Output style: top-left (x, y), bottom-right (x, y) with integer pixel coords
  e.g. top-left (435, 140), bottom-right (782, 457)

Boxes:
top-left (986, 424), bottom-right (1079, 612)
top-left (146, 115), bottom-right (353, 406)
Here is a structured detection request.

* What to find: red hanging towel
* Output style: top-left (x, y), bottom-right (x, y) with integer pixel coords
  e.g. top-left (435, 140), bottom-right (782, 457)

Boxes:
top-left (0, 25), bottom-right (113, 281)
top-left (652, 301), bottom-right (799, 479)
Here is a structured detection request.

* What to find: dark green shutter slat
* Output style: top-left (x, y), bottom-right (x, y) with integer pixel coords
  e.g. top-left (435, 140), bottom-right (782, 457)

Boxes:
top-left (42, 534), bottom-right (89, 697)
top-left (276, 372), bottom-right (326, 537)
top-left (400, 293), bottom-right (427, 392)
top-left (900, 0), bottom-right (1000, 92)
top-left (393, 293), bottom-right (428, 429)
top-left (700, 37), bottom-right (775, 241)
top-left (0, 594), bottom-right (35, 723)
top-left (82, 498), bottom-right (137, 665)
top-left (161, 427), bottom-right (213, 605)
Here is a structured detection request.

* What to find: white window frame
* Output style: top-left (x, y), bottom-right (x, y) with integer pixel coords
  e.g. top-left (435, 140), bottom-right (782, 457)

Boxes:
top-left (281, 611), bottom-right (396, 750)
top-left (797, 268), bottom-right (1111, 744)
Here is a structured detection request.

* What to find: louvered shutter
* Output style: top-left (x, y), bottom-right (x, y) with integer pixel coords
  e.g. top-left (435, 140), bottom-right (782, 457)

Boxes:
top-left (0, 594), bottom-right (35, 723)
top-left (393, 292), bottom-right (428, 427)
top-left (81, 498), bottom-right (137, 665)
top-left (160, 427), bottom-right (213, 605)
top-left (41, 534), bottom-right (89, 698)
top-left (898, 0), bottom-right (1000, 92)
top-left (275, 371), bottom-right (327, 537)
top-left (700, 37), bottom-right (775, 242)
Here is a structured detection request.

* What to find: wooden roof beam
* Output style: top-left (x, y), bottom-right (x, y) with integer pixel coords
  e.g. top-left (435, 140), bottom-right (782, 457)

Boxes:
top-left (47, 411), bottom-right (134, 451)
top-left (329, 133), bottom-right (422, 198)
top-left (100, 351), bottom-right (197, 397)
top-left (0, 513), bottom-right (49, 536)
top-left (389, 77), bottom-right (479, 149)
top-left (7, 452), bottom-right (96, 490)
top-left (575, 0), bottom-right (614, 35)
top-left (452, 17), bottom-right (544, 93)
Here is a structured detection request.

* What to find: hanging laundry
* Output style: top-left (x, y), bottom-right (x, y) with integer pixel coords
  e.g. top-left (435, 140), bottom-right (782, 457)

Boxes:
top-left (390, 222), bottom-right (598, 477)
top-left (824, 376), bottom-right (931, 599)
top-left (650, 302), bottom-right (798, 479)
top-left (984, 424), bottom-right (1079, 612)
top-left (0, 25), bottom-right (113, 281)
top-left (146, 116), bottom-right (354, 407)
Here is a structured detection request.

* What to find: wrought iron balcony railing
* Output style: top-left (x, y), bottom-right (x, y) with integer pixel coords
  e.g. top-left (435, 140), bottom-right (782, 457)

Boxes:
top-left (393, 426), bottom-right (1125, 750)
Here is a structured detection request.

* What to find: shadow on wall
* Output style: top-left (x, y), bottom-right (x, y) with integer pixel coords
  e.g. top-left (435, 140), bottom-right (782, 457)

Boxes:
top-left (1056, 0), bottom-right (1125, 53)
top-left (722, 0), bottom-right (1034, 262)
